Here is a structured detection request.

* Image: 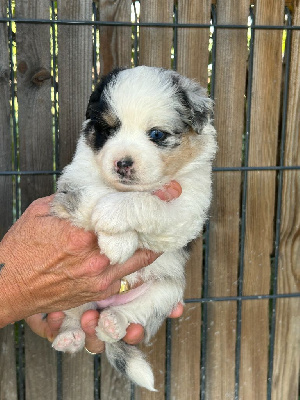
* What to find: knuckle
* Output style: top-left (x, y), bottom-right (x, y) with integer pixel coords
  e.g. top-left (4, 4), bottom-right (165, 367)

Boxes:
top-left (67, 229), bottom-right (96, 252)
top-left (140, 249), bottom-right (157, 267)
top-left (26, 196), bottom-right (53, 216)
top-left (87, 255), bottom-right (110, 276)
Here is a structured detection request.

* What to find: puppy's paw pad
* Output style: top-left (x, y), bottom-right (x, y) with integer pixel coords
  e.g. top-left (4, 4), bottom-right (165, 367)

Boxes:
top-left (52, 329), bottom-right (85, 353)
top-left (96, 310), bottom-right (128, 343)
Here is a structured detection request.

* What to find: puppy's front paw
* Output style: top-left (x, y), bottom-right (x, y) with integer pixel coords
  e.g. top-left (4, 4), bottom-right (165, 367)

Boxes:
top-left (98, 231), bottom-right (139, 264)
top-left (96, 309), bottom-right (129, 343)
top-left (92, 196), bottom-right (129, 234)
top-left (52, 329), bottom-right (85, 353)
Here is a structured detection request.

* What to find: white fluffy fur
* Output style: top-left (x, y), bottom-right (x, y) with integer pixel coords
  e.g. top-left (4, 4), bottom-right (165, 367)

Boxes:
top-left (51, 66), bottom-right (217, 391)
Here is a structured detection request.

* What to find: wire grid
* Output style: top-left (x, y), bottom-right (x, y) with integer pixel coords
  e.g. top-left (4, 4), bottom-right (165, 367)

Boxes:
top-left (1, 2), bottom-right (300, 400)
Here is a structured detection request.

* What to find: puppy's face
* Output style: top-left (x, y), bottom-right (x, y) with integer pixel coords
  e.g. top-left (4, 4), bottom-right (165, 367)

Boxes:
top-left (83, 67), bottom-right (214, 191)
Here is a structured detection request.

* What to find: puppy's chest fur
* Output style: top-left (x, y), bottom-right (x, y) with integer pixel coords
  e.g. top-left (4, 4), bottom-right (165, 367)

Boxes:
top-left (51, 66), bottom-right (216, 391)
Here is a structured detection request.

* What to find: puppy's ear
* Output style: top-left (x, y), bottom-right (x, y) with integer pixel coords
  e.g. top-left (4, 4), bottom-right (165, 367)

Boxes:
top-left (86, 68), bottom-right (126, 120)
top-left (172, 73), bottom-right (213, 134)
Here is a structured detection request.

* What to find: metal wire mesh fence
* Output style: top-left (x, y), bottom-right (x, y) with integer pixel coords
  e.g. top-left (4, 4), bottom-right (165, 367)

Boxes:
top-left (0, 1), bottom-right (299, 399)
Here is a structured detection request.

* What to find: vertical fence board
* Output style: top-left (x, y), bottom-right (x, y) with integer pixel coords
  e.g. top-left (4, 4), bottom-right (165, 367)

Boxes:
top-left (0, 0), bottom-right (13, 239)
top-left (98, 0), bottom-right (132, 75)
top-left (272, 4), bottom-right (300, 399)
top-left (206, 2), bottom-right (249, 399)
top-left (177, 0), bottom-right (211, 83)
top-left (139, 0), bottom-right (173, 68)
top-left (170, 243), bottom-right (202, 400)
top-left (170, 2), bottom-right (211, 399)
top-left (100, 356), bottom-right (131, 400)
top-left (0, 1), bottom-right (17, 398)
top-left (56, 2), bottom-right (94, 399)
top-left (16, 0), bottom-right (53, 210)
top-left (57, 0), bottom-right (93, 169)
top-left (135, 2), bottom-right (173, 399)
top-left (96, 2), bottom-right (132, 398)
top-left (15, 1), bottom-right (56, 399)
top-left (0, 4), bottom-right (16, 385)
top-left (240, 1), bottom-right (285, 399)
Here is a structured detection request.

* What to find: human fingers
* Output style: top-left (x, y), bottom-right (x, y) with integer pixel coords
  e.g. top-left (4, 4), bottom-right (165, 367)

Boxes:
top-left (123, 323), bottom-right (145, 344)
top-left (169, 302), bottom-right (184, 318)
top-left (153, 180), bottom-right (182, 202)
top-left (25, 313), bottom-right (54, 341)
top-left (46, 312), bottom-right (65, 341)
top-left (81, 310), bottom-right (105, 354)
top-left (99, 249), bottom-right (160, 288)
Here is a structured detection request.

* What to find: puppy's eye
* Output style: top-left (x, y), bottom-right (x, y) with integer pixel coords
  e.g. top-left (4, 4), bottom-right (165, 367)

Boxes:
top-left (149, 129), bottom-right (165, 142)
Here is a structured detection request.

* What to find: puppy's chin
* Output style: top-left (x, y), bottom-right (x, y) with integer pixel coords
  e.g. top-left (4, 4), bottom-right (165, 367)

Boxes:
top-left (103, 176), bottom-right (163, 193)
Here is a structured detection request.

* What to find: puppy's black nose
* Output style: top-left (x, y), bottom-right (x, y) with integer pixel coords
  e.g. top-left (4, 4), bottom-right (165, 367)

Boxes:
top-left (116, 158), bottom-right (133, 169)
top-left (115, 157), bottom-right (134, 177)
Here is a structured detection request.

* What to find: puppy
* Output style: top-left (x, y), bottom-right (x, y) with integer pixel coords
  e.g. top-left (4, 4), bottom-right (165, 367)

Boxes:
top-left (51, 66), bottom-right (217, 391)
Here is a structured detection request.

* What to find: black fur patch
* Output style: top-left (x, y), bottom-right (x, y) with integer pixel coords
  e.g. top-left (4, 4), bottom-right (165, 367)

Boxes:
top-left (84, 68), bottom-right (124, 151)
top-left (171, 74), bottom-right (210, 133)
top-left (115, 355), bottom-right (127, 374)
top-left (0, 263), bottom-right (5, 273)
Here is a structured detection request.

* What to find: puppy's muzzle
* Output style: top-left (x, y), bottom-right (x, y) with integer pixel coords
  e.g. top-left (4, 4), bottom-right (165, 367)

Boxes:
top-left (114, 157), bottom-right (134, 178)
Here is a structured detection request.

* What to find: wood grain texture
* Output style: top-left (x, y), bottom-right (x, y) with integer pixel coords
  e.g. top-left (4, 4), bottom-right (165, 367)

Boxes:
top-left (16, 0), bottom-right (53, 211)
top-left (57, 0), bottom-right (93, 169)
top-left (56, 2), bottom-right (94, 399)
top-left (170, 242), bottom-right (203, 400)
top-left (135, 324), bottom-right (167, 400)
top-left (98, 0), bottom-right (132, 75)
top-left (0, 327), bottom-right (17, 400)
top-left (240, 1), bottom-right (285, 399)
top-left (139, 0), bottom-right (173, 68)
top-left (0, 1), bottom-right (17, 398)
top-left (177, 0), bottom-right (211, 85)
top-left (24, 328), bottom-right (57, 400)
top-left (15, 1), bottom-right (56, 399)
top-left (100, 355), bottom-right (131, 400)
top-left (170, 2), bottom-right (211, 398)
top-left (271, 4), bottom-right (300, 398)
top-left (0, 0), bottom-right (13, 240)
top-left (206, 2), bottom-right (249, 399)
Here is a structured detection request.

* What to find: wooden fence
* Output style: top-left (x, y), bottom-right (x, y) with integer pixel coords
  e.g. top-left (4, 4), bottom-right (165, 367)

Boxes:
top-left (0, 0), bottom-right (299, 399)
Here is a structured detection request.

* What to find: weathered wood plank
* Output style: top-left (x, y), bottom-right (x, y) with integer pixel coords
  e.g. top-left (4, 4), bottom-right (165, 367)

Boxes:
top-left (135, 325), bottom-right (167, 400)
top-left (171, 1), bottom-right (211, 398)
top-left (0, 0), bottom-right (13, 240)
top-left (0, 1), bottom-right (17, 398)
top-left (100, 355), bottom-right (131, 400)
top-left (16, 0), bottom-right (53, 210)
top-left (170, 242), bottom-right (202, 400)
top-left (15, 1), bottom-right (57, 399)
top-left (98, 0), bottom-right (132, 75)
top-left (0, 327), bottom-right (17, 400)
top-left (57, 0), bottom-right (93, 169)
top-left (56, 2), bottom-right (94, 399)
top-left (206, 1), bottom-right (249, 399)
top-left (139, 0), bottom-right (173, 68)
top-left (240, 1), bottom-right (285, 399)
top-left (271, 4), bottom-right (300, 398)
top-left (177, 0), bottom-right (211, 84)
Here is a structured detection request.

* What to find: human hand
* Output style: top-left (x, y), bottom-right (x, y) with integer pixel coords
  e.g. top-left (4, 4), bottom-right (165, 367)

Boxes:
top-left (0, 200), bottom-right (158, 327)
top-left (25, 303), bottom-right (184, 353)
top-left (0, 181), bottom-right (182, 328)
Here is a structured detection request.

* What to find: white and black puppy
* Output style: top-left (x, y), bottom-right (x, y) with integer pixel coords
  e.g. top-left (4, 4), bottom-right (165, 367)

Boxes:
top-left (51, 66), bottom-right (217, 391)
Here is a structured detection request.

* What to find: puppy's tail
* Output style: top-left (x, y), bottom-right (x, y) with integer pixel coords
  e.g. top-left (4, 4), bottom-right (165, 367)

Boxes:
top-left (105, 341), bottom-right (157, 391)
